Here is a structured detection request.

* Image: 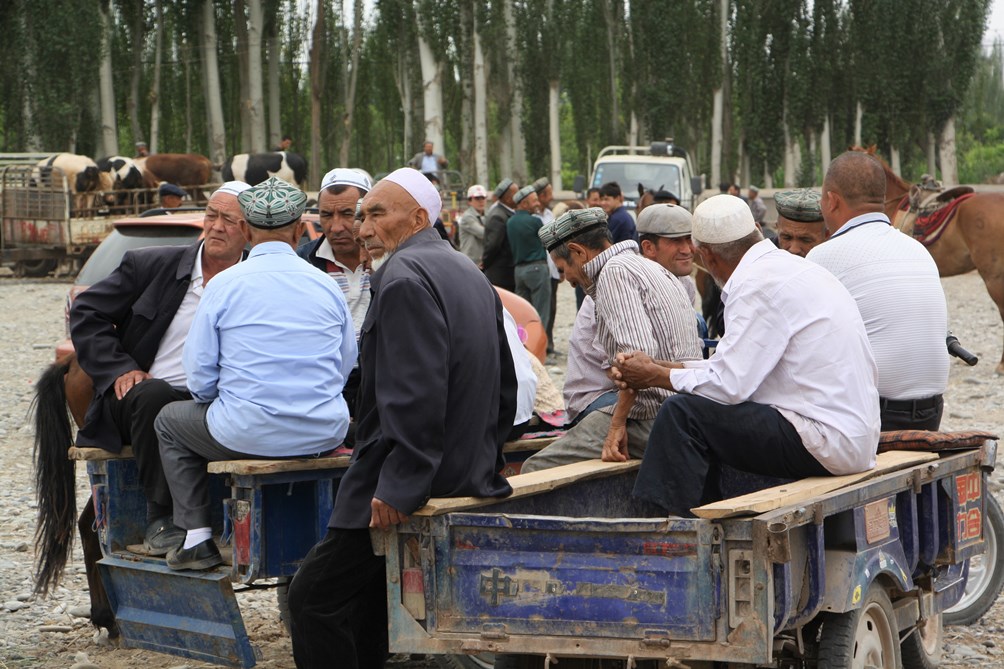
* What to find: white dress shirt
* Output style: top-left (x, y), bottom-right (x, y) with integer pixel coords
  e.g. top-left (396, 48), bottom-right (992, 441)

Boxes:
top-left (148, 243), bottom-right (207, 387)
top-left (316, 238), bottom-right (371, 339)
top-left (671, 239), bottom-right (880, 475)
top-left (807, 213), bottom-right (949, 400)
top-left (502, 307), bottom-right (538, 425)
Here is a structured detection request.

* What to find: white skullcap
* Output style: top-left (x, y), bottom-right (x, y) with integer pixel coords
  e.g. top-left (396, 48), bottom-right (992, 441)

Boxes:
top-left (692, 194), bottom-right (757, 244)
top-left (320, 168), bottom-right (372, 193)
top-left (214, 181), bottom-right (252, 198)
top-left (381, 167), bottom-right (442, 225)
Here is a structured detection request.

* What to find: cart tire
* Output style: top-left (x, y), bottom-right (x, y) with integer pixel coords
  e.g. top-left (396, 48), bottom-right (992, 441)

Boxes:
top-left (901, 613), bottom-right (943, 669)
top-left (277, 577), bottom-right (292, 636)
top-left (944, 494), bottom-right (1004, 626)
top-left (16, 258), bottom-right (57, 277)
top-left (817, 583), bottom-right (901, 669)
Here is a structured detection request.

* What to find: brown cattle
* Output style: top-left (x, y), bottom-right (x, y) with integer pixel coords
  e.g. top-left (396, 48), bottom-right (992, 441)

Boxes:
top-left (136, 153), bottom-right (213, 186)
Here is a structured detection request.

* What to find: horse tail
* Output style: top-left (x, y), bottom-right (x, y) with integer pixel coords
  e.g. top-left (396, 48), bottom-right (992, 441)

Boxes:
top-left (30, 356), bottom-right (77, 596)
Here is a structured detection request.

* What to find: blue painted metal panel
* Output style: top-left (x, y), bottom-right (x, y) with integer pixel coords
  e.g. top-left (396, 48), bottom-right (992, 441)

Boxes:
top-left (99, 556), bottom-right (257, 668)
top-left (430, 514), bottom-right (717, 640)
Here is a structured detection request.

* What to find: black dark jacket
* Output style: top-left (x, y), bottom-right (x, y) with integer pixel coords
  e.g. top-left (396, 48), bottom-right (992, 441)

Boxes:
top-left (330, 227), bottom-right (516, 528)
top-left (481, 202), bottom-right (516, 291)
top-left (70, 243), bottom-right (199, 451)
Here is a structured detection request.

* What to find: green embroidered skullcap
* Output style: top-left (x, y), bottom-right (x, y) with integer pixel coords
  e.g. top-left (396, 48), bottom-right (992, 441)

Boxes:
top-left (538, 207), bottom-right (608, 252)
top-left (493, 178), bottom-right (514, 199)
top-left (513, 185), bottom-right (536, 205)
top-left (774, 188), bottom-right (823, 223)
top-left (237, 176), bottom-right (308, 228)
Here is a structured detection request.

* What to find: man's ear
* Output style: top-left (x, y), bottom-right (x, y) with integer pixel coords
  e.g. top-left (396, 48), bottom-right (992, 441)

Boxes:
top-left (639, 239), bottom-right (655, 258)
top-left (240, 221), bottom-right (253, 244)
top-left (567, 242), bottom-right (587, 262)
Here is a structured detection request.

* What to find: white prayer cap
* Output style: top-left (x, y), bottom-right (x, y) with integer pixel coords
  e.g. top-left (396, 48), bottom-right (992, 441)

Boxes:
top-left (213, 181), bottom-right (252, 198)
top-left (381, 167), bottom-right (441, 225)
top-left (320, 168), bottom-right (372, 194)
top-left (692, 194), bottom-right (756, 245)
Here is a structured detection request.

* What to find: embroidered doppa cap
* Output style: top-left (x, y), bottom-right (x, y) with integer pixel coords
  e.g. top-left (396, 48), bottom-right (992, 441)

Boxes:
top-left (692, 194), bottom-right (756, 244)
top-left (237, 176), bottom-right (307, 228)
top-left (382, 167), bottom-right (442, 224)
top-left (320, 168), bottom-right (372, 194)
top-left (494, 178), bottom-right (515, 199)
top-left (467, 184), bottom-right (488, 199)
top-left (774, 188), bottom-right (823, 223)
top-left (538, 207), bottom-right (608, 252)
top-left (636, 204), bottom-right (693, 238)
top-left (532, 177), bottom-right (550, 193)
top-left (214, 181), bottom-right (252, 198)
top-left (513, 185), bottom-right (536, 205)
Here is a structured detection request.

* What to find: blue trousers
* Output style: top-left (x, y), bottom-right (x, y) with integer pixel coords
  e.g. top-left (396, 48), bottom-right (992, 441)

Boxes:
top-left (632, 395), bottom-right (829, 516)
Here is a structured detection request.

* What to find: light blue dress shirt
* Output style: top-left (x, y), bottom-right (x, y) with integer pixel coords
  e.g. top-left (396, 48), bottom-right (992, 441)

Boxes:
top-left (183, 241), bottom-right (357, 456)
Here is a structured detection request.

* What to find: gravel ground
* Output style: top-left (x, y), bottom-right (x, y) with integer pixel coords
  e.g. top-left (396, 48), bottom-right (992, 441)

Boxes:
top-left (0, 272), bottom-right (1002, 668)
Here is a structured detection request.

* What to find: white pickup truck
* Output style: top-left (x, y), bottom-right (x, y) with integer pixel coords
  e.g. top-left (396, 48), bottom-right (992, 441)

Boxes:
top-left (590, 140), bottom-right (703, 211)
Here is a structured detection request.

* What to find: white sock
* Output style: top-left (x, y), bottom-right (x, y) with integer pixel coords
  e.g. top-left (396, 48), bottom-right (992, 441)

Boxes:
top-left (183, 527), bottom-right (212, 550)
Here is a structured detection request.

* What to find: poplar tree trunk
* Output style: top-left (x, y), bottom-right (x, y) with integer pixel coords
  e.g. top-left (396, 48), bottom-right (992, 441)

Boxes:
top-left (267, 33), bottom-right (281, 150)
top-left (939, 117), bottom-right (958, 185)
top-left (98, 0), bottom-right (119, 157)
top-left (927, 131), bottom-right (937, 176)
top-left (417, 34), bottom-right (444, 158)
top-left (890, 146), bottom-right (901, 176)
top-left (503, 1), bottom-right (526, 181)
top-left (472, 23), bottom-right (489, 186)
top-left (338, 0), bottom-right (364, 166)
top-left (854, 102), bottom-right (863, 147)
top-left (127, 0), bottom-right (144, 148)
top-left (548, 80), bottom-right (562, 191)
top-left (710, 0), bottom-right (727, 188)
top-left (201, 0), bottom-right (227, 167)
top-left (246, 0), bottom-right (267, 153)
top-left (820, 115), bottom-right (831, 175)
top-left (393, 51), bottom-right (413, 163)
top-left (309, 0), bottom-right (326, 185)
top-left (235, 0), bottom-right (253, 151)
top-left (149, 0), bottom-right (164, 154)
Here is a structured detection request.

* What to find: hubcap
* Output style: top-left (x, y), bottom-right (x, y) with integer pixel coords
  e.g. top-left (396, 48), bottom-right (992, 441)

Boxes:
top-left (853, 601), bottom-right (897, 669)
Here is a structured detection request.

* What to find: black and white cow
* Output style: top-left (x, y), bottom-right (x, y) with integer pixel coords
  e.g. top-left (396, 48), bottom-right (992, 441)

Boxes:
top-left (222, 151), bottom-right (307, 188)
top-left (96, 155), bottom-right (159, 210)
top-left (33, 153), bottom-right (113, 214)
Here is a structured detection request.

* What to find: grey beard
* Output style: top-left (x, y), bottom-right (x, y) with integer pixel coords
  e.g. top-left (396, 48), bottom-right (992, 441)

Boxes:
top-left (370, 253), bottom-right (389, 271)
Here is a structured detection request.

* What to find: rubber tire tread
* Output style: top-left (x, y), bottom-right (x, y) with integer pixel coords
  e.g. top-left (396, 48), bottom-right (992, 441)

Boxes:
top-left (900, 614), bottom-right (943, 669)
top-left (816, 583), bottom-right (901, 669)
top-left (277, 577), bottom-right (291, 636)
top-left (944, 494), bottom-right (1004, 626)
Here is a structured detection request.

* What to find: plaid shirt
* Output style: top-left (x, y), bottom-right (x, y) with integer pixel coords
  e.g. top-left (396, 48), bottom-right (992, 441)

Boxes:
top-left (584, 241), bottom-right (702, 419)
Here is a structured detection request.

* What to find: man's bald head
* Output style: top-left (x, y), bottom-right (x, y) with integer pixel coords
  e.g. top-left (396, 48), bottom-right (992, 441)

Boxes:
top-left (823, 152), bottom-right (886, 210)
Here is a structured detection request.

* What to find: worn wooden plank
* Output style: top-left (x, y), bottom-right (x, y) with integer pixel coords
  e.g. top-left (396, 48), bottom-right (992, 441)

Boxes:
top-left (413, 459), bottom-right (641, 516)
top-left (692, 450), bottom-right (940, 519)
top-left (206, 455), bottom-right (352, 475)
top-left (69, 446), bottom-right (134, 461)
top-left (204, 436), bottom-right (558, 476)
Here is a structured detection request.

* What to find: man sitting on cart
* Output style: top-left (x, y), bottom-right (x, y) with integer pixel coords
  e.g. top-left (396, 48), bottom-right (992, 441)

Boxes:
top-left (611, 195), bottom-right (880, 517)
top-left (154, 177), bottom-right (357, 570)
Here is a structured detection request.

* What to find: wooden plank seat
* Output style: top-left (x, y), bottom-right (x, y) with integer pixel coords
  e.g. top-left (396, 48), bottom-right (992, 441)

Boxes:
top-left (67, 436), bottom-right (559, 475)
top-left (207, 436), bottom-right (559, 476)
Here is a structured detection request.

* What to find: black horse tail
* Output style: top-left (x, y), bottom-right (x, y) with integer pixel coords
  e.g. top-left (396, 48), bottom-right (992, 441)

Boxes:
top-left (30, 357), bottom-right (77, 596)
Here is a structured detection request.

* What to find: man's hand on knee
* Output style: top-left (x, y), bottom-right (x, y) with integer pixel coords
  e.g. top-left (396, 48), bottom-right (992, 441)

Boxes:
top-left (370, 498), bottom-right (409, 529)
top-left (602, 423), bottom-right (629, 462)
top-left (115, 370), bottom-right (153, 400)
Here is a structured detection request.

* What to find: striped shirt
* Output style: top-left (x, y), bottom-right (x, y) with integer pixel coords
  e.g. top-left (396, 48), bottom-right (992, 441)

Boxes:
top-left (584, 241), bottom-right (702, 419)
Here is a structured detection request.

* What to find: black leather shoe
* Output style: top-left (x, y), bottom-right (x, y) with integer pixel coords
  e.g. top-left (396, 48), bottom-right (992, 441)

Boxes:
top-left (166, 539), bottom-right (223, 571)
top-left (143, 517), bottom-right (185, 557)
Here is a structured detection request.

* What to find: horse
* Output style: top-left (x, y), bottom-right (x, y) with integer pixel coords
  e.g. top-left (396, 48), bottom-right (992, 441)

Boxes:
top-left (31, 352), bottom-right (117, 636)
top-left (637, 183), bottom-right (656, 215)
top-left (851, 146), bottom-right (1004, 373)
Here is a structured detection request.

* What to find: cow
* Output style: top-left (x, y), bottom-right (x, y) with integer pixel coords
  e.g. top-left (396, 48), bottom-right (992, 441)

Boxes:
top-left (222, 151), bottom-right (307, 188)
top-left (96, 156), bottom-right (159, 212)
top-left (33, 153), bottom-right (113, 214)
top-left (134, 153), bottom-right (214, 203)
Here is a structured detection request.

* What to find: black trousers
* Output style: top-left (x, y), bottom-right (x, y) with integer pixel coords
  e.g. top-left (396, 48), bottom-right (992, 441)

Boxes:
top-left (106, 378), bottom-right (191, 518)
top-left (288, 528), bottom-right (389, 669)
top-left (633, 395), bottom-right (829, 516)
top-left (879, 395), bottom-right (943, 431)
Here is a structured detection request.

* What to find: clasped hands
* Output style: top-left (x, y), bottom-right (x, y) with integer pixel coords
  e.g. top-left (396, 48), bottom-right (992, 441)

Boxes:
top-left (608, 351), bottom-right (666, 391)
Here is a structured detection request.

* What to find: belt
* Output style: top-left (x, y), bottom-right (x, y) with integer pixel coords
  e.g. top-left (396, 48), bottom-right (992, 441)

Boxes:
top-left (879, 395), bottom-right (942, 412)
